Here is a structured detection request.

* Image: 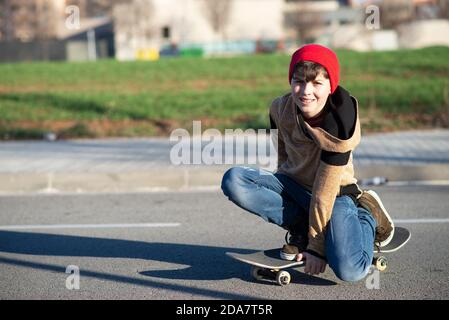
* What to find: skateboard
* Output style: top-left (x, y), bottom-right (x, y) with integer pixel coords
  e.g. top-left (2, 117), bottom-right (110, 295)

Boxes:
top-left (227, 226), bottom-right (410, 286)
top-left (372, 226), bottom-right (411, 271)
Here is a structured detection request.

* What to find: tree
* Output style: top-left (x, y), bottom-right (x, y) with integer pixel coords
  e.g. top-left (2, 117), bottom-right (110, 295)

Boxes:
top-left (379, 0), bottom-right (414, 29)
top-left (201, 0), bottom-right (233, 39)
top-left (284, 10), bottom-right (324, 44)
top-left (0, 0), bottom-right (13, 41)
top-left (437, 0), bottom-right (449, 19)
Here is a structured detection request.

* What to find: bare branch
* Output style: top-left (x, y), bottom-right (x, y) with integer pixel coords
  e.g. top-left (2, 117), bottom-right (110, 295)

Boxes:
top-left (201, 0), bottom-right (233, 37)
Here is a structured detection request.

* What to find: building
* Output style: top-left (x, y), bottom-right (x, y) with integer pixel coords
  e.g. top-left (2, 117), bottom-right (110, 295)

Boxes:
top-left (0, 0), bottom-right (122, 42)
top-left (1, 0), bottom-right (448, 62)
top-left (0, 0), bottom-right (116, 62)
top-left (113, 0), bottom-right (285, 60)
top-left (283, 0), bottom-right (366, 44)
top-left (62, 16), bottom-right (114, 62)
top-left (327, 0), bottom-right (449, 50)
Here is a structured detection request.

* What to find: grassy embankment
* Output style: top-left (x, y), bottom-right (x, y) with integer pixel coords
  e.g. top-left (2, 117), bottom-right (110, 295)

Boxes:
top-left (0, 46), bottom-right (448, 139)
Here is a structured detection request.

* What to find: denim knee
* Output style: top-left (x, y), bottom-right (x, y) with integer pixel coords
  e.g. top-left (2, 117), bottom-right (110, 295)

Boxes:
top-left (330, 260), bottom-right (370, 282)
top-left (221, 166), bottom-right (246, 199)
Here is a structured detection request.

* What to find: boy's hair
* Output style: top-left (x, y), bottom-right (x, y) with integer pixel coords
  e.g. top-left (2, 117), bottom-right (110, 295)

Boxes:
top-left (293, 61), bottom-right (329, 83)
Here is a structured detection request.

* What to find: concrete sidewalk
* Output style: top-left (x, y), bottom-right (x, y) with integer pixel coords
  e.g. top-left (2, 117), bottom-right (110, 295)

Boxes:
top-left (1, 130), bottom-right (449, 193)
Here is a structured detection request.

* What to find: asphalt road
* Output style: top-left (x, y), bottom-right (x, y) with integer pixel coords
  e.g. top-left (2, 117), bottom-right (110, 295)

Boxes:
top-left (0, 185), bottom-right (448, 300)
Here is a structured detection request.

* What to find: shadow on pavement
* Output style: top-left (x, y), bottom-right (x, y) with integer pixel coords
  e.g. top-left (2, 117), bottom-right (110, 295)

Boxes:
top-left (0, 230), bottom-right (336, 290)
top-left (0, 255), bottom-right (259, 300)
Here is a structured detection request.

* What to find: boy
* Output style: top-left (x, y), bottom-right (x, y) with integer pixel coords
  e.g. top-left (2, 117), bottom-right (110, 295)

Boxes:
top-left (221, 44), bottom-right (394, 282)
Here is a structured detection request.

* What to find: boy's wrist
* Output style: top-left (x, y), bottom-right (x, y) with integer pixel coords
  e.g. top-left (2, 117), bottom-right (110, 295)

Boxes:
top-left (305, 249), bottom-right (327, 262)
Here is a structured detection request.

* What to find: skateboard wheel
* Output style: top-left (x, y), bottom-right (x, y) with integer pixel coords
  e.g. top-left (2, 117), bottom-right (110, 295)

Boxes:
top-left (276, 271), bottom-right (291, 286)
top-left (250, 266), bottom-right (265, 281)
top-left (375, 256), bottom-right (388, 271)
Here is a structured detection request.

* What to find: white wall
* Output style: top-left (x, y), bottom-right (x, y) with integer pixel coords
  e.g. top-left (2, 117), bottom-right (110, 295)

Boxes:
top-left (397, 19), bottom-right (449, 49)
top-left (150, 0), bottom-right (215, 43)
top-left (114, 0), bottom-right (284, 60)
top-left (151, 0), bottom-right (283, 44)
top-left (226, 0), bottom-right (284, 41)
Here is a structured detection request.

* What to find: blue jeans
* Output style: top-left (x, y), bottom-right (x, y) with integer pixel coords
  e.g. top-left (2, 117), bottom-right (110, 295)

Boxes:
top-left (221, 166), bottom-right (376, 282)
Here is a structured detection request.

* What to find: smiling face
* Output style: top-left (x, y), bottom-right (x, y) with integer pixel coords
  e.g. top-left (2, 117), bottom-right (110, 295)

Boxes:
top-left (291, 61), bottom-right (332, 119)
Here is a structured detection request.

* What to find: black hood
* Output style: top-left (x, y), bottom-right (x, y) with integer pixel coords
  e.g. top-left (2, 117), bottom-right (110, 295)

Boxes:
top-left (321, 85), bottom-right (357, 140)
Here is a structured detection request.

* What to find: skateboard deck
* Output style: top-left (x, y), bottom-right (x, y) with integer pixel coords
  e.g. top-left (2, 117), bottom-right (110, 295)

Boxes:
top-left (374, 226), bottom-right (410, 253)
top-left (226, 248), bottom-right (305, 270)
top-left (227, 226), bottom-right (410, 286)
top-left (227, 249), bottom-right (304, 286)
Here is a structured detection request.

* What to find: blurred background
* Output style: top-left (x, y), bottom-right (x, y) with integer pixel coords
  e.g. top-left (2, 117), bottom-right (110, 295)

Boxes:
top-left (0, 0), bottom-right (448, 139)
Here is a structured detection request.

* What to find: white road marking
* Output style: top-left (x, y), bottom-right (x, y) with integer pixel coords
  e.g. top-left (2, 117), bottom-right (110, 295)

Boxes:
top-left (387, 180), bottom-right (449, 186)
top-left (0, 223), bottom-right (181, 230)
top-left (395, 218), bottom-right (449, 224)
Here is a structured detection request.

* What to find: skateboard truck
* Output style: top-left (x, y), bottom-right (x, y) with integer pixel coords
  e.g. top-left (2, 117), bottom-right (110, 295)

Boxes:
top-left (251, 266), bottom-right (292, 286)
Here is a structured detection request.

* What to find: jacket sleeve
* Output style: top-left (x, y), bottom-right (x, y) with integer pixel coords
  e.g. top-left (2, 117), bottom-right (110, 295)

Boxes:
top-left (306, 160), bottom-right (345, 258)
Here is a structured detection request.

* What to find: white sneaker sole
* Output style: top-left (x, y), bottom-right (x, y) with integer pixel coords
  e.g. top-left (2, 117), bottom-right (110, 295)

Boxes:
top-left (365, 190), bottom-right (395, 247)
top-left (280, 251), bottom-right (296, 261)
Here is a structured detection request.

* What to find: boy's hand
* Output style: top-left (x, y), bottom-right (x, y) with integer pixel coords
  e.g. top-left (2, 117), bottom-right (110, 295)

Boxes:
top-left (296, 252), bottom-right (326, 275)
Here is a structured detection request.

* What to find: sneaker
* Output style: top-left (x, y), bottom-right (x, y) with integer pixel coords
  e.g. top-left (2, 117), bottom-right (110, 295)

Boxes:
top-left (358, 190), bottom-right (395, 247)
top-left (280, 230), bottom-right (308, 261)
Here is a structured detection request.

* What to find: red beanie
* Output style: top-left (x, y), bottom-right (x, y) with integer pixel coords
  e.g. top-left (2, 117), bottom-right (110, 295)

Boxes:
top-left (288, 44), bottom-right (340, 94)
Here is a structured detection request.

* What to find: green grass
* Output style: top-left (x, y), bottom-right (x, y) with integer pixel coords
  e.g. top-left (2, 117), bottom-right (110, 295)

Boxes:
top-left (1, 46), bottom-right (448, 139)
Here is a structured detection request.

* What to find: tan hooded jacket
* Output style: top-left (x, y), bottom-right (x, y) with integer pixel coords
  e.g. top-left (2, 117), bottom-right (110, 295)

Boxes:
top-left (269, 86), bottom-right (362, 258)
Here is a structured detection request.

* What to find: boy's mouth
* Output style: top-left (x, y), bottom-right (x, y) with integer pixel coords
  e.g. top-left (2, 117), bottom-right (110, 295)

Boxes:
top-left (300, 97), bottom-right (315, 104)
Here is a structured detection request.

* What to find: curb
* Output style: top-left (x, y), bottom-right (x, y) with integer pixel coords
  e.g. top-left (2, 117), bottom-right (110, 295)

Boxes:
top-left (1, 164), bottom-right (449, 194)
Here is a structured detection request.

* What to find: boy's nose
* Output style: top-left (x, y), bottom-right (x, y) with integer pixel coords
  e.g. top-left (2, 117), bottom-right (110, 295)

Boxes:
top-left (303, 82), bottom-right (314, 95)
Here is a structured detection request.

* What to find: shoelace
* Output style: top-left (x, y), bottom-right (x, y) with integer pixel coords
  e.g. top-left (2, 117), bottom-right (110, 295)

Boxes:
top-left (374, 241), bottom-right (381, 253)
